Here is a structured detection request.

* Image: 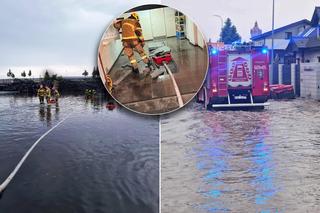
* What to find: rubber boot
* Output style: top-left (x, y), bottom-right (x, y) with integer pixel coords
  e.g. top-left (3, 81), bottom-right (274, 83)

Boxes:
top-left (132, 67), bottom-right (139, 75)
top-left (143, 60), bottom-right (152, 74)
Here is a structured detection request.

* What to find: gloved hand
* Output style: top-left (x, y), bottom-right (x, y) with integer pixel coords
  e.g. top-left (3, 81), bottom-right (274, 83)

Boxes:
top-left (113, 20), bottom-right (121, 30)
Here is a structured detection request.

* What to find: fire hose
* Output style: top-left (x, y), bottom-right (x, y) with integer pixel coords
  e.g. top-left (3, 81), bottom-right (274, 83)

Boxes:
top-left (0, 116), bottom-right (69, 195)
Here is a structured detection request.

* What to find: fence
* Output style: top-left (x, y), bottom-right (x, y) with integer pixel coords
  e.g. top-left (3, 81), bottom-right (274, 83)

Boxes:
top-left (269, 63), bottom-right (319, 100)
top-left (269, 63), bottom-right (300, 96)
top-left (300, 63), bottom-right (320, 100)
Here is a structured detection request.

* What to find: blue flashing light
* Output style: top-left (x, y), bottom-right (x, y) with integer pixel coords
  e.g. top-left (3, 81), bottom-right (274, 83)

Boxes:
top-left (262, 48), bottom-right (268, 54)
top-left (211, 48), bottom-right (218, 55)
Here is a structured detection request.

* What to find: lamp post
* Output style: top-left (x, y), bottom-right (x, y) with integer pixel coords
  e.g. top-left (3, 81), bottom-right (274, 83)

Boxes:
top-left (271, 0), bottom-right (275, 83)
top-left (213, 14), bottom-right (223, 40)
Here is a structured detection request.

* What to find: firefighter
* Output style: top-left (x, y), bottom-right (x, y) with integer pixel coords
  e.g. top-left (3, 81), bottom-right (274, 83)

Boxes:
top-left (45, 85), bottom-right (51, 103)
top-left (51, 86), bottom-right (60, 102)
top-left (37, 84), bottom-right (46, 104)
top-left (113, 12), bottom-right (152, 74)
top-left (85, 89), bottom-right (90, 98)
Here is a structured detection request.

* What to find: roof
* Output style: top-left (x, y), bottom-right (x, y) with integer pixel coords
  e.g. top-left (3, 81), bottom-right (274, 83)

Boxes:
top-left (251, 19), bottom-right (311, 40)
top-left (311, 7), bottom-right (320, 26)
top-left (297, 26), bottom-right (318, 37)
top-left (292, 25), bottom-right (320, 48)
top-left (292, 36), bottom-right (320, 49)
top-left (255, 39), bottom-right (290, 50)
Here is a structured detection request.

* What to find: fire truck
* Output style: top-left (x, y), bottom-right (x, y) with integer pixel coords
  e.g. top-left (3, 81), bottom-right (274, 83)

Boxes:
top-left (197, 42), bottom-right (270, 109)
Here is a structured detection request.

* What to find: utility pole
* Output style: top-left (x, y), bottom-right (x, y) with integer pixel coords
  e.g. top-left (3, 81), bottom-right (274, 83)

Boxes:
top-left (271, 0), bottom-right (275, 83)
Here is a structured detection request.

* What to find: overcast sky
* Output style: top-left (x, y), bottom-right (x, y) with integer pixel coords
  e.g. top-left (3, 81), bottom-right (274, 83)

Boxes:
top-left (0, 0), bottom-right (159, 78)
top-left (0, 0), bottom-right (318, 78)
top-left (164, 0), bottom-right (319, 41)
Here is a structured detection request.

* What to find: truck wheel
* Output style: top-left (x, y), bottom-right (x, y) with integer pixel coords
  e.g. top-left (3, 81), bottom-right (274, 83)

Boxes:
top-left (195, 88), bottom-right (204, 103)
top-left (196, 89), bottom-right (203, 103)
top-left (204, 88), bottom-right (212, 110)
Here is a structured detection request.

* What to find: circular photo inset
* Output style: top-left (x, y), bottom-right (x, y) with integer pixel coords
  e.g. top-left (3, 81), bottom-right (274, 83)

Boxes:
top-left (97, 4), bottom-right (208, 115)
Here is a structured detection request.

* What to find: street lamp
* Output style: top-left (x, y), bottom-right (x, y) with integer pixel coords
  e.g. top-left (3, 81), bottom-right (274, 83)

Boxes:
top-left (271, 0), bottom-right (275, 83)
top-left (213, 14), bottom-right (223, 40)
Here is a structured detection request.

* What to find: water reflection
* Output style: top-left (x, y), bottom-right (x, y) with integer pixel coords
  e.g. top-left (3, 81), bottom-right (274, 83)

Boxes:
top-left (161, 99), bottom-right (320, 213)
top-left (0, 95), bottom-right (158, 213)
top-left (195, 112), bottom-right (280, 212)
top-left (38, 104), bottom-right (60, 125)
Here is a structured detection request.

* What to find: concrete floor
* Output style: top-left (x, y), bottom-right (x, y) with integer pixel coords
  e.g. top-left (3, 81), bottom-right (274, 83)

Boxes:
top-left (109, 37), bottom-right (208, 114)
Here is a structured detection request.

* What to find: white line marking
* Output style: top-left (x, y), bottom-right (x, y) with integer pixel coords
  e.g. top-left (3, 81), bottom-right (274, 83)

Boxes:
top-left (0, 116), bottom-right (69, 194)
top-left (163, 63), bottom-right (184, 107)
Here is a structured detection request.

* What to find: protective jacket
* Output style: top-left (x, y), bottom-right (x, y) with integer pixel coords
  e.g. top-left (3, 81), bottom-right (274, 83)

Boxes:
top-left (37, 88), bottom-right (46, 97)
top-left (52, 89), bottom-right (60, 98)
top-left (114, 18), bottom-right (144, 41)
top-left (45, 88), bottom-right (51, 98)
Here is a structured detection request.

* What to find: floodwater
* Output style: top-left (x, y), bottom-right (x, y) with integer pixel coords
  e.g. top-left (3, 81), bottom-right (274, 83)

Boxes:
top-left (0, 95), bottom-right (159, 213)
top-left (161, 99), bottom-right (320, 213)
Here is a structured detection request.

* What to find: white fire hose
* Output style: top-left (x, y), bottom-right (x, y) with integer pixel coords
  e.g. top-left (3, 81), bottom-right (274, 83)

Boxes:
top-left (0, 116), bottom-right (69, 195)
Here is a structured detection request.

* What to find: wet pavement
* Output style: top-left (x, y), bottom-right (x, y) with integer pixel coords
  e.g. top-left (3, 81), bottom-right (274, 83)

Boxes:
top-left (108, 37), bottom-right (208, 114)
top-left (161, 99), bottom-right (320, 213)
top-left (0, 95), bottom-right (159, 213)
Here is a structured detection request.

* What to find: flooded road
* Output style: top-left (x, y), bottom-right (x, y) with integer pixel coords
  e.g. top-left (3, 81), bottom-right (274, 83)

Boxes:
top-left (0, 95), bottom-right (159, 213)
top-left (161, 99), bottom-right (320, 213)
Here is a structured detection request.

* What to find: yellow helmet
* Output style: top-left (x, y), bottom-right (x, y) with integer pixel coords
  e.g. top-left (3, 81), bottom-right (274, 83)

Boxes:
top-left (131, 12), bottom-right (139, 20)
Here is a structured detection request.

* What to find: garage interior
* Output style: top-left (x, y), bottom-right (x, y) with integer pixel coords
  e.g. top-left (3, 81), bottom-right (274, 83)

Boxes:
top-left (98, 5), bottom-right (208, 114)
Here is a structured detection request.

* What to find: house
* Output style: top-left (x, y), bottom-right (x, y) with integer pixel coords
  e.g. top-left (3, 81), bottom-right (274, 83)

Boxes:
top-left (251, 19), bottom-right (311, 41)
top-left (290, 7), bottom-right (320, 63)
top-left (250, 19), bottom-right (311, 64)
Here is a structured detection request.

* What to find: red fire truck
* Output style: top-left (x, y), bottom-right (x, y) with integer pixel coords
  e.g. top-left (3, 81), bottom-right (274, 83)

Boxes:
top-left (197, 42), bottom-right (270, 109)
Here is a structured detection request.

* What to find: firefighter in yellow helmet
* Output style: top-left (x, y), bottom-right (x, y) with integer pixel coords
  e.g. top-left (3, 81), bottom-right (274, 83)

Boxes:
top-left (113, 12), bottom-right (152, 74)
top-left (51, 86), bottom-right (60, 102)
top-left (45, 85), bottom-right (51, 104)
top-left (37, 84), bottom-right (46, 104)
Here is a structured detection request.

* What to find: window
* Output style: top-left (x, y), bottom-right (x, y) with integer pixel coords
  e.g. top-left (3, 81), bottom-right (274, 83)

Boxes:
top-left (318, 56), bottom-right (320, 63)
top-left (285, 32), bottom-right (292, 39)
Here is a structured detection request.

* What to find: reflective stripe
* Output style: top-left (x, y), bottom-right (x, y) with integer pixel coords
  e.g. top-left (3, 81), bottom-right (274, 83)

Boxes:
top-left (130, 59), bottom-right (137, 64)
top-left (141, 55), bottom-right (147, 59)
top-left (122, 35), bottom-right (139, 40)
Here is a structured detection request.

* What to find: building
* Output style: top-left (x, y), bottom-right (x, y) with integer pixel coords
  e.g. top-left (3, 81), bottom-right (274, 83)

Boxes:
top-left (251, 19), bottom-right (311, 64)
top-left (290, 7), bottom-right (320, 63)
top-left (250, 21), bottom-right (262, 38)
top-left (251, 6), bottom-right (320, 99)
top-left (251, 19), bottom-right (311, 42)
